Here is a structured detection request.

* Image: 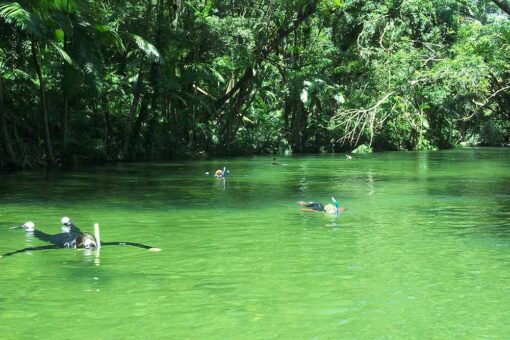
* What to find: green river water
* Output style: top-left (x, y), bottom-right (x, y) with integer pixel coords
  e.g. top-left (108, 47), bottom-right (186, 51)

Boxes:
top-left (1, 148), bottom-right (509, 339)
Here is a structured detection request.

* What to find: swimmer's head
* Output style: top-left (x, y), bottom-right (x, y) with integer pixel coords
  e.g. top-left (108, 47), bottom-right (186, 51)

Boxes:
top-left (21, 221), bottom-right (35, 231)
top-left (76, 233), bottom-right (97, 249)
top-left (324, 204), bottom-right (338, 215)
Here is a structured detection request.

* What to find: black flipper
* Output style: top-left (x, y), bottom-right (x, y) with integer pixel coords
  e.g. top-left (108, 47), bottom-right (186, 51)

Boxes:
top-left (0, 245), bottom-right (59, 259)
top-left (101, 241), bottom-right (154, 249)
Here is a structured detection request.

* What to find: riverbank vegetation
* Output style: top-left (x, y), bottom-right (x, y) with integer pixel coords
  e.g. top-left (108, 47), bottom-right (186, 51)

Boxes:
top-left (1, 0), bottom-right (509, 168)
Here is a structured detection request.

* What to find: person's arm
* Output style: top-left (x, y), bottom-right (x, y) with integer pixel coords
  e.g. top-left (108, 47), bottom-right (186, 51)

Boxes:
top-left (101, 242), bottom-right (161, 251)
top-left (297, 201), bottom-right (325, 211)
top-left (68, 222), bottom-right (81, 233)
top-left (0, 245), bottom-right (59, 259)
top-left (33, 230), bottom-right (54, 242)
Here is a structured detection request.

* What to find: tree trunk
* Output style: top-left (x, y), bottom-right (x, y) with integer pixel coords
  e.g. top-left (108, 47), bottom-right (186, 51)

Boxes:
top-left (290, 98), bottom-right (306, 153)
top-left (0, 75), bottom-right (17, 164)
top-left (126, 0), bottom-right (164, 159)
top-left (490, 0), bottom-right (510, 16)
top-left (129, 92), bottom-right (150, 159)
top-left (62, 96), bottom-right (68, 149)
top-left (31, 40), bottom-right (55, 164)
top-left (122, 0), bottom-right (154, 159)
top-left (62, 35), bottom-right (70, 152)
top-left (123, 69), bottom-right (145, 157)
top-left (102, 93), bottom-right (112, 160)
top-left (220, 80), bottom-right (248, 153)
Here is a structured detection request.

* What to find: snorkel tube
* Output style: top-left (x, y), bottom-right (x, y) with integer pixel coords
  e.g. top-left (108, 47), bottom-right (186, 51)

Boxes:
top-left (94, 223), bottom-right (101, 249)
top-left (11, 221), bottom-right (33, 230)
top-left (331, 196), bottom-right (340, 215)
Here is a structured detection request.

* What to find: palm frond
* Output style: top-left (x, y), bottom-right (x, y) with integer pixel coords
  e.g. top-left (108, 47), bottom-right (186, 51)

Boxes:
top-left (0, 2), bottom-right (43, 39)
top-left (50, 41), bottom-right (76, 66)
top-left (41, 0), bottom-right (88, 14)
top-left (95, 24), bottom-right (125, 52)
top-left (125, 33), bottom-right (163, 64)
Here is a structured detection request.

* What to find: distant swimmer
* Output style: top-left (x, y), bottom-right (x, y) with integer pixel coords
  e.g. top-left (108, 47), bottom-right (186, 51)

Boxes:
top-left (1, 217), bottom-right (161, 259)
top-left (346, 154), bottom-right (352, 160)
top-left (272, 157), bottom-right (280, 165)
top-left (298, 197), bottom-right (345, 215)
top-left (214, 167), bottom-right (229, 178)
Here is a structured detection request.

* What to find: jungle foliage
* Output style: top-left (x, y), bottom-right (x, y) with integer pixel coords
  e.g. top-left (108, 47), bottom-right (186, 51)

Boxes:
top-left (0, 0), bottom-right (509, 168)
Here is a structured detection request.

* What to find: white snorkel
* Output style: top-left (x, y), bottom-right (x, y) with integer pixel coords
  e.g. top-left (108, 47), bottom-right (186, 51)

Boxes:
top-left (93, 223), bottom-right (101, 266)
top-left (94, 223), bottom-right (101, 249)
top-left (11, 221), bottom-right (35, 231)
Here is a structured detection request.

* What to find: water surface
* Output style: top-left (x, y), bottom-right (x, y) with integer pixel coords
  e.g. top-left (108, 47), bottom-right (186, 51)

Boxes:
top-left (1, 148), bottom-right (509, 338)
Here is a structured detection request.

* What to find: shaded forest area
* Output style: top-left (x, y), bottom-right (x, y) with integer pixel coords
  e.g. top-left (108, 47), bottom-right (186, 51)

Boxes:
top-left (1, 0), bottom-right (509, 169)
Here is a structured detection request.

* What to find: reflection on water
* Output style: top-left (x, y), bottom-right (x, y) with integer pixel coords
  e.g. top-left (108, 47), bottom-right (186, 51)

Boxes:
top-left (0, 148), bottom-right (509, 338)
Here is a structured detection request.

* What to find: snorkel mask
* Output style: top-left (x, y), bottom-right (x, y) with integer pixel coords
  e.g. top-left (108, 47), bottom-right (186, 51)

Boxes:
top-left (76, 233), bottom-right (98, 249)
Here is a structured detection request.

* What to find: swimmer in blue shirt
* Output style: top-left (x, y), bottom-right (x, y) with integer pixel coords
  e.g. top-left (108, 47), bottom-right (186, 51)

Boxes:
top-left (298, 197), bottom-right (345, 215)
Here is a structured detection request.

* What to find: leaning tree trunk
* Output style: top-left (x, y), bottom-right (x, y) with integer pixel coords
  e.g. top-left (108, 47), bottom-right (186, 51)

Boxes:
top-left (0, 74), bottom-right (17, 164)
top-left (490, 0), bottom-right (510, 16)
top-left (31, 40), bottom-right (55, 164)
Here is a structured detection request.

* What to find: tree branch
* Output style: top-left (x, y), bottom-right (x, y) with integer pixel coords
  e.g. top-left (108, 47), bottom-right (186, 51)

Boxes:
top-left (212, 1), bottom-right (319, 112)
top-left (490, 0), bottom-right (510, 16)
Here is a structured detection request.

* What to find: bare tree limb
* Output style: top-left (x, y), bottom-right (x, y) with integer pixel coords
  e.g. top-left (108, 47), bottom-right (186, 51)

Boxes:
top-left (331, 92), bottom-right (395, 146)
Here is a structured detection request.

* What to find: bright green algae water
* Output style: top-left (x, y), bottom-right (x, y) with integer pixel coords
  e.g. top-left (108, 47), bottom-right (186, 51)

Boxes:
top-left (1, 148), bottom-right (510, 339)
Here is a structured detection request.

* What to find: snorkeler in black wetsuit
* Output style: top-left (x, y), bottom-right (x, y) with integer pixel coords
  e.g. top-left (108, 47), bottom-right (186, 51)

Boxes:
top-left (33, 217), bottom-right (86, 248)
top-left (1, 217), bottom-right (160, 259)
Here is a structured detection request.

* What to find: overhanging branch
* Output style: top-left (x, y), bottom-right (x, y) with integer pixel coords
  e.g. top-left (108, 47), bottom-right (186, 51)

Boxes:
top-left (212, 1), bottom-right (320, 113)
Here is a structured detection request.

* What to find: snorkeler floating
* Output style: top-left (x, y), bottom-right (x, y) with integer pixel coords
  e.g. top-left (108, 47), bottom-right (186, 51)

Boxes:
top-left (214, 167), bottom-right (229, 178)
top-left (298, 197), bottom-right (345, 215)
top-left (203, 167), bottom-right (230, 178)
top-left (1, 217), bottom-right (160, 259)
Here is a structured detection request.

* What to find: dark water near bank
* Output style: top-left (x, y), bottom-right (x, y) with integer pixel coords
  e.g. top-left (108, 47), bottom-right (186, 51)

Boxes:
top-left (1, 148), bottom-right (509, 338)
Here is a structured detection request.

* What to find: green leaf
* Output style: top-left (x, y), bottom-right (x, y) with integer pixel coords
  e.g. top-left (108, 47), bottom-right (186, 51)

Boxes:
top-left (127, 33), bottom-right (163, 64)
top-left (0, 2), bottom-right (42, 39)
top-left (50, 42), bottom-right (75, 66)
top-left (55, 28), bottom-right (64, 43)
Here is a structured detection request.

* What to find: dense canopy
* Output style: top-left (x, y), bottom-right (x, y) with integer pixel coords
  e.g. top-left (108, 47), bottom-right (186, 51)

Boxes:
top-left (0, 0), bottom-right (509, 168)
